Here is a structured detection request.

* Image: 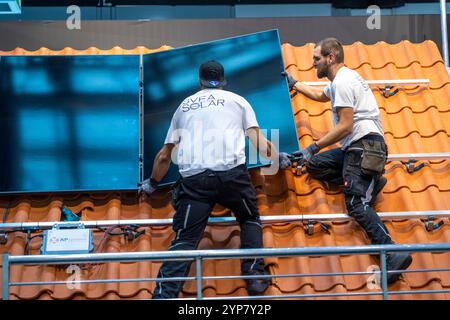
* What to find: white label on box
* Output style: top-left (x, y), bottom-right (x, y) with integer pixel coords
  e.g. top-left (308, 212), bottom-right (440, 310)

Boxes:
top-left (45, 229), bottom-right (91, 253)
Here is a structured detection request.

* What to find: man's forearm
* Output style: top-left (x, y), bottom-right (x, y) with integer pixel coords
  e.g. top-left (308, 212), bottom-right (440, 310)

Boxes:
top-left (294, 82), bottom-right (326, 102)
top-left (255, 133), bottom-right (279, 162)
top-left (247, 129), bottom-right (278, 162)
top-left (316, 124), bottom-right (352, 149)
top-left (151, 153), bottom-right (172, 182)
top-left (260, 139), bottom-right (278, 162)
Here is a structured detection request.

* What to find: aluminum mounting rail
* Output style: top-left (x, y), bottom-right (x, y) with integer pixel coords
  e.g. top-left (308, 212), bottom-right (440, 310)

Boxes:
top-left (387, 153), bottom-right (450, 162)
top-left (1, 210), bottom-right (449, 232)
top-left (302, 79), bottom-right (430, 88)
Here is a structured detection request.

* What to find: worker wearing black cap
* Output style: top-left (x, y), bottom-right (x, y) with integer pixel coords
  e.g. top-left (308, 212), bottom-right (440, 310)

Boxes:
top-left (140, 60), bottom-right (292, 299)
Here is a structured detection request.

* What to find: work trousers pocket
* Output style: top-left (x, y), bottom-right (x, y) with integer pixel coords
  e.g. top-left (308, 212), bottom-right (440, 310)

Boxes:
top-left (360, 139), bottom-right (387, 176)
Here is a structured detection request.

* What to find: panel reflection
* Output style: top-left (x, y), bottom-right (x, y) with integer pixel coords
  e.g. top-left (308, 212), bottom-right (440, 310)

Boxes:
top-left (0, 55), bottom-right (140, 193)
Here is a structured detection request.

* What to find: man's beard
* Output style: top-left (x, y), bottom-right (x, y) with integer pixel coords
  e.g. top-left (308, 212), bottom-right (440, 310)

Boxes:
top-left (317, 66), bottom-right (328, 79)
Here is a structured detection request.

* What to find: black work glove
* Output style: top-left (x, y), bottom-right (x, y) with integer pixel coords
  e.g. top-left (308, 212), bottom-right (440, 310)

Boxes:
top-left (279, 152), bottom-right (292, 169)
top-left (282, 71), bottom-right (298, 89)
top-left (293, 143), bottom-right (320, 163)
top-left (138, 178), bottom-right (158, 197)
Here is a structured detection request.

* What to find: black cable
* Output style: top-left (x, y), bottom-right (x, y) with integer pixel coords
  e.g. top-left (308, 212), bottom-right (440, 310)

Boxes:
top-left (24, 231), bottom-right (43, 255)
top-left (2, 207), bottom-right (8, 223)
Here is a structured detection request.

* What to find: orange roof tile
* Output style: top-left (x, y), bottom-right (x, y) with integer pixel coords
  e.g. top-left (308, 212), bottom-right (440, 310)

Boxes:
top-left (1, 41), bottom-right (450, 300)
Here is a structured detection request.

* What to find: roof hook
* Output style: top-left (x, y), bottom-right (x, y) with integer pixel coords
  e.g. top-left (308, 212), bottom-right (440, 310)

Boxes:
top-left (303, 221), bottom-right (331, 236)
top-left (402, 159), bottom-right (425, 173)
top-left (0, 232), bottom-right (7, 245)
top-left (124, 225), bottom-right (146, 242)
top-left (380, 85), bottom-right (399, 98)
top-left (423, 217), bottom-right (445, 232)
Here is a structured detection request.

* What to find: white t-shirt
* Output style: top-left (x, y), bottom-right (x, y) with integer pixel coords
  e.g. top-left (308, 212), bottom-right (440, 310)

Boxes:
top-left (164, 88), bottom-right (259, 177)
top-left (323, 66), bottom-right (384, 149)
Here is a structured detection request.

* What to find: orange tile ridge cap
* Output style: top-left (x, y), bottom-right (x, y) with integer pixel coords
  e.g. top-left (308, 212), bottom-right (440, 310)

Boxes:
top-left (0, 45), bottom-right (173, 55)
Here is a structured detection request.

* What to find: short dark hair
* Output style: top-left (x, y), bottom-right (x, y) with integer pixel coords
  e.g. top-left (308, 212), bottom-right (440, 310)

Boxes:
top-left (315, 38), bottom-right (344, 64)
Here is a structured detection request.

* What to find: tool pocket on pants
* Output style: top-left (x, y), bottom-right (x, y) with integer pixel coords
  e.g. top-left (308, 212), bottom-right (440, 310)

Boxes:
top-left (343, 150), bottom-right (367, 197)
top-left (361, 139), bottom-right (387, 176)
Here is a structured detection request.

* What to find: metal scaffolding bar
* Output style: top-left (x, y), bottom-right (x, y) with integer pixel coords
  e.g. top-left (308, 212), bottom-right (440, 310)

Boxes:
top-left (6, 243), bottom-right (450, 265)
top-left (3, 243), bottom-right (450, 300)
top-left (2, 253), bottom-right (9, 300)
top-left (381, 252), bottom-right (388, 300)
top-left (196, 257), bottom-right (203, 300)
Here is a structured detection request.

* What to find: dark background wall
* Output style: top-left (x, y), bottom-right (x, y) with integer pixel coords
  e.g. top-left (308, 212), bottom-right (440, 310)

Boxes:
top-left (0, 15), bottom-right (445, 52)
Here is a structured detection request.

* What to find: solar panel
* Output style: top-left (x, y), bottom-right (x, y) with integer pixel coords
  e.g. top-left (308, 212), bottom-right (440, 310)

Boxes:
top-left (0, 55), bottom-right (140, 194)
top-left (143, 29), bottom-right (299, 185)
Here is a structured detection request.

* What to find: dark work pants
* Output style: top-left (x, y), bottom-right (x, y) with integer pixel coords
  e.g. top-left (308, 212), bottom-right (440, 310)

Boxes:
top-left (305, 135), bottom-right (393, 246)
top-left (152, 164), bottom-right (265, 299)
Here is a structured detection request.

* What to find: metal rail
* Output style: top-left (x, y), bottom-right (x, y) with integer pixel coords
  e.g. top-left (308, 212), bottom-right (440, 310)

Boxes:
top-left (3, 243), bottom-right (450, 300)
top-left (302, 79), bottom-right (430, 87)
top-left (0, 210), bottom-right (449, 231)
top-left (388, 153), bottom-right (450, 161)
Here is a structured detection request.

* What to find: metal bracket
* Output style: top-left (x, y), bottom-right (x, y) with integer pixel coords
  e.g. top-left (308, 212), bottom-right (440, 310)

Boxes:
top-left (0, 208), bottom-right (8, 243)
top-left (320, 222), bottom-right (331, 234)
top-left (294, 163), bottom-right (304, 176)
top-left (288, 152), bottom-right (305, 176)
top-left (423, 217), bottom-right (445, 232)
top-left (402, 160), bottom-right (426, 174)
top-left (0, 232), bottom-right (7, 245)
top-left (304, 221), bottom-right (315, 236)
top-left (124, 225), bottom-right (145, 242)
top-left (380, 85), bottom-right (399, 98)
top-left (303, 221), bottom-right (331, 236)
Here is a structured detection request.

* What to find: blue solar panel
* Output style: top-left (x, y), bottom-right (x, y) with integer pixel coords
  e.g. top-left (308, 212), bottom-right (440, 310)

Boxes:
top-left (0, 55), bottom-right (141, 194)
top-left (143, 29), bottom-right (299, 186)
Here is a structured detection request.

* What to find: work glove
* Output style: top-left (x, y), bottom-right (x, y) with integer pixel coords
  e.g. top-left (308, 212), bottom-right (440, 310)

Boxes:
top-left (293, 143), bottom-right (320, 163)
top-left (138, 178), bottom-right (158, 197)
top-left (282, 71), bottom-right (298, 89)
top-left (279, 152), bottom-right (292, 169)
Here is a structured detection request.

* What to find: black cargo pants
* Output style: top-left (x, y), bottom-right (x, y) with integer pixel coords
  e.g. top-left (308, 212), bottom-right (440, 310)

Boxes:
top-left (305, 134), bottom-right (393, 245)
top-left (152, 164), bottom-right (265, 299)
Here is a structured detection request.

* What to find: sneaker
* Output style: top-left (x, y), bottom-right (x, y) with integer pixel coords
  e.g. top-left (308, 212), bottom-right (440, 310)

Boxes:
top-left (370, 176), bottom-right (387, 206)
top-left (386, 253), bottom-right (413, 284)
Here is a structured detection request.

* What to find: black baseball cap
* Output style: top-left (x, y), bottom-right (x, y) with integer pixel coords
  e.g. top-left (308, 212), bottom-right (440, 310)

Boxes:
top-left (199, 60), bottom-right (227, 88)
